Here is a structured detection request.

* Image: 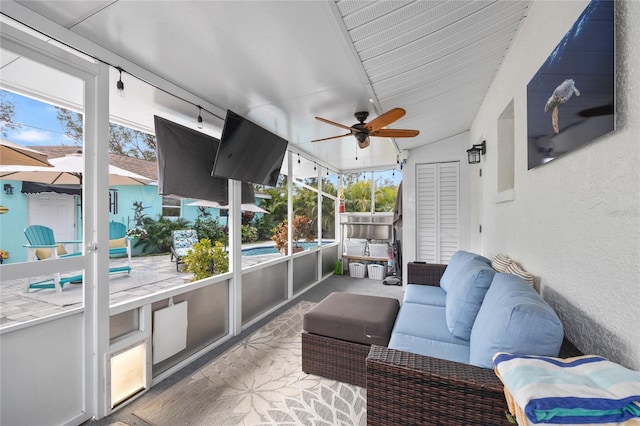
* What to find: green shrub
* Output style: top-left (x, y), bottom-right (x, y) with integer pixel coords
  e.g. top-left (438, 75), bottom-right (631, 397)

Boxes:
top-left (194, 217), bottom-right (228, 246)
top-left (134, 216), bottom-right (191, 254)
top-left (183, 239), bottom-right (229, 281)
top-left (241, 225), bottom-right (258, 243)
top-left (253, 215), bottom-right (275, 241)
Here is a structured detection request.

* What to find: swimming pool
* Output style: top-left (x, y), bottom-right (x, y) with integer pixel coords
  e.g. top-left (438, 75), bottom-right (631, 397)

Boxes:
top-left (242, 241), bottom-right (330, 256)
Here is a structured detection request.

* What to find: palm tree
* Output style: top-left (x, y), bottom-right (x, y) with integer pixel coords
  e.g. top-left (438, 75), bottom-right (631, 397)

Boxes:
top-left (375, 185), bottom-right (397, 212)
top-left (261, 185), bottom-right (288, 224)
top-left (344, 180), bottom-right (371, 212)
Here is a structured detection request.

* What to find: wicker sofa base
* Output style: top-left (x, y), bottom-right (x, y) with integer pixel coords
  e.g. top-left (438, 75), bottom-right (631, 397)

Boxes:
top-left (366, 338), bottom-right (583, 426)
top-left (301, 331), bottom-right (370, 387)
top-left (367, 345), bottom-right (509, 426)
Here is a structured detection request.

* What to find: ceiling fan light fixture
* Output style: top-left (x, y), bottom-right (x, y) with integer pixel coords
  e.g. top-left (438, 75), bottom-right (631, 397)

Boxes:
top-left (354, 132), bottom-right (368, 143)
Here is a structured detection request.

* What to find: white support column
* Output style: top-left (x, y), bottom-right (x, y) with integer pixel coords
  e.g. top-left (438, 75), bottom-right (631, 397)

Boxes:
top-left (317, 165), bottom-right (323, 280)
top-left (87, 61), bottom-right (111, 419)
top-left (370, 171), bottom-right (375, 216)
top-left (337, 174), bottom-right (343, 258)
top-left (229, 179), bottom-right (243, 335)
top-left (287, 152), bottom-right (294, 298)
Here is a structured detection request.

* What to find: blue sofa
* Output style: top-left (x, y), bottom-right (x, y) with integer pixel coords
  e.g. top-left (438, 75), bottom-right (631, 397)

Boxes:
top-left (389, 251), bottom-right (565, 368)
top-left (366, 251), bottom-right (579, 425)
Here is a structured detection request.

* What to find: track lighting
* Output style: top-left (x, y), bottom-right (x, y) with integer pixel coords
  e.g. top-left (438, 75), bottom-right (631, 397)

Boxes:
top-left (116, 67), bottom-right (125, 98)
top-left (197, 106), bottom-right (203, 129)
top-left (298, 153), bottom-right (301, 164)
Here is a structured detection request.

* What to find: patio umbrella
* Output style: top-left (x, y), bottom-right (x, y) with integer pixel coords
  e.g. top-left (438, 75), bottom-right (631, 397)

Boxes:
top-left (187, 199), bottom-right (269, 214)
top-left (0, 153), bottom-right (153, 185)
top-left (0, 139), bottom-right (53, 167)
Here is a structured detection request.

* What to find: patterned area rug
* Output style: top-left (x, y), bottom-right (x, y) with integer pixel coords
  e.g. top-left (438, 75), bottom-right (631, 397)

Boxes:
top-left (134, 301), bottom-right (367, 425)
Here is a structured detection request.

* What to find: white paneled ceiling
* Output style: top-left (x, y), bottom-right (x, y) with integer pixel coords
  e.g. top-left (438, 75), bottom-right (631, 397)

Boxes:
top-left (2, 0), bottom-right (530, 173)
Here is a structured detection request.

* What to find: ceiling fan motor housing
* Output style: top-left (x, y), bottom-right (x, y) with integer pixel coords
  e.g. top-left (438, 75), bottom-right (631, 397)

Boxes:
top-left (354, 111), bottom-right (370, 122)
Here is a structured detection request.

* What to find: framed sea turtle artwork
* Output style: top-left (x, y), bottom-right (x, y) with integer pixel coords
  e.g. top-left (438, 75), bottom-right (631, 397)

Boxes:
top-left (526, 0), bottom-right (615, 169)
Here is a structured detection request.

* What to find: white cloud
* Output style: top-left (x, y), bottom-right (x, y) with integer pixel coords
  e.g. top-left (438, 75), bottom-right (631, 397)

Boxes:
top-left (12, 129), bottom-right (51, 143)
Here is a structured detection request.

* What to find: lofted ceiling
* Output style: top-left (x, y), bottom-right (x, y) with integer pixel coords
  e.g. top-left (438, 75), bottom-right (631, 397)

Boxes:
top-left (1, 0), bottom-right (530, 174)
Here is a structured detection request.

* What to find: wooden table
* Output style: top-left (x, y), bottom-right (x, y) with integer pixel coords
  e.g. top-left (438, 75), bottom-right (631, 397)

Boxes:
top-left (342, 255), bottom-right (388, 265)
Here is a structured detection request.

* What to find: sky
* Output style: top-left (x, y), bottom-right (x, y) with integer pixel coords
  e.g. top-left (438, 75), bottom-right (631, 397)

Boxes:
top-left (2, 89), bottom-right (75, 147)
top-left (2, 89), bottom-right (402, 186)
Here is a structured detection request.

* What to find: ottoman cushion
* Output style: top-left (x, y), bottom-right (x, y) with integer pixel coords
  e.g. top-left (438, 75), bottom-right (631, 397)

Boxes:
top-left (303, 292), bottom-right (400, 346)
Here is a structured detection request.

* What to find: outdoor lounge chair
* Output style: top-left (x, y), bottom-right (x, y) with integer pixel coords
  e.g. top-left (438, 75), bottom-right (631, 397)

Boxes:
top-left (23, 224), bottom-right (82, 292)
top-left (108, 221), bottom-right (131, 275)
top-left (170, 229), bottom-right (198, 272)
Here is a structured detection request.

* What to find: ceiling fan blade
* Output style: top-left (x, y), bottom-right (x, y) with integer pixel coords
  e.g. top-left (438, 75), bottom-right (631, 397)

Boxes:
top-left (370, 128), bottom-right (420, 138)
top-left (365, 108), bottom-right (406, 132)
top-left (315, 116), bottom-right (358, 132)
top-left (311, 132), bottom-right (352, 142)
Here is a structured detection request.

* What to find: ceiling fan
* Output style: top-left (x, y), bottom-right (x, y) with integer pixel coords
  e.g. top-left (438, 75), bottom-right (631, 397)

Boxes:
top-left (311, 107), bottom-right (419, 149)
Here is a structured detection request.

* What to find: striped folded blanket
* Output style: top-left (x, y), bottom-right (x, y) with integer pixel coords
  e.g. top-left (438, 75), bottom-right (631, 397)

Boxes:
top-left (493, 353), bottom-right (640, 425)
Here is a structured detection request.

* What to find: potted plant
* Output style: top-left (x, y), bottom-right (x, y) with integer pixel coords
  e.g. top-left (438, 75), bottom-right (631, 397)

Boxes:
top-left (125, 227), bottom-right (147, 240)
top-left (271, 215), bottom-right (315, 255)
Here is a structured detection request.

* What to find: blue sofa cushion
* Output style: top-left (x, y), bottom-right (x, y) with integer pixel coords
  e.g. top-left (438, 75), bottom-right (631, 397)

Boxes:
top-left (403, 284), bottom-right (446, 307)
top-left (440, 250), bottom-right (491, 292)
top-left (469, 273), bottom-right (564, 369)
top-left (445, 260), bottom-right (496, 340)
top-left (389, 302), bottom-right (470, 364)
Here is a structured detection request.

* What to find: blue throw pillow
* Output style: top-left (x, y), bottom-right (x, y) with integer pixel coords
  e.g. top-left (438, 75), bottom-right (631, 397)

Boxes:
top-left (445, 260), bottom-right (496, 340)
top-left (469, 273), bottom-right (564, 369)
top-left (440, 251), bottom-right (491, 292)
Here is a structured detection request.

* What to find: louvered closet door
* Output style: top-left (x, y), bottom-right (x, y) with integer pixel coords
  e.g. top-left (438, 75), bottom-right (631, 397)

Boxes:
top-left (416, 162), bottom-right (459, 264)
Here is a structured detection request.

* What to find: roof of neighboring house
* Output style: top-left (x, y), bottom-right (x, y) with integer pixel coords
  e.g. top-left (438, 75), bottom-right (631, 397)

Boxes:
top-left (31, 146), bottom-right (158, 180)
top-left (28, 146), bottom-right (270, 200)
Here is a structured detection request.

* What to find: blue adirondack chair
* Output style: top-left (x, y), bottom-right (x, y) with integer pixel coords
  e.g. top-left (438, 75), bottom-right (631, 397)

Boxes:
top-left (23, 225), bottom-right (82, 292)
top-left (108, 221), bottom-right (132, 275)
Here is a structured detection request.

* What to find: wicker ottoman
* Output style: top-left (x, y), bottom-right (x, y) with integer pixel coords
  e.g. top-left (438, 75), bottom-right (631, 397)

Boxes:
top-left (302, 292), bottom-right (400, 387)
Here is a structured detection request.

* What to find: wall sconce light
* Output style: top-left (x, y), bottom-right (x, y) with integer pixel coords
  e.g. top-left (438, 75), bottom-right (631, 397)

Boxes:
top-left (466, 141), bottom-right (486, 164)
top-left (3, 184), bottom-right (14, 195)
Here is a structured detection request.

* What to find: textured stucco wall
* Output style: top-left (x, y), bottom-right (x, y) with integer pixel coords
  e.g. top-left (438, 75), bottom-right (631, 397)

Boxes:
top-left (470, 0), bottom-right (639, 369)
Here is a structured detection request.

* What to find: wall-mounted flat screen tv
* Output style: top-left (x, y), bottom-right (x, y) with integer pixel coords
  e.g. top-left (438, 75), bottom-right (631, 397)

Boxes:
top-left (212, 110), bottom-right (288, 187)
top-left (154, 115), bottom-right (255, 203)
top-left (527, 0), bottom-right (614, 169)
